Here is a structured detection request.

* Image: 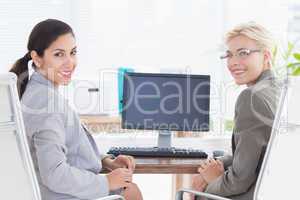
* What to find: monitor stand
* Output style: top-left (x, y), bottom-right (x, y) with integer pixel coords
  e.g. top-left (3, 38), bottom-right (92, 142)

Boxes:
top-left (157, 130), bottom-right (172, 148)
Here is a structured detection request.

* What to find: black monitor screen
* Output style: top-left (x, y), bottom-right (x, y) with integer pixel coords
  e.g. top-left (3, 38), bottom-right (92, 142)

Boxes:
top-left (121, 72), bottom-right (210, 132)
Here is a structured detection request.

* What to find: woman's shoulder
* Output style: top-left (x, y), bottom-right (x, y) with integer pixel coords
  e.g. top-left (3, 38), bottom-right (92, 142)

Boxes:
top-left (235, 79), bottom-right (281, 120)
top-left (21, 81), bottom-right (73, 138)
top-left (21, 79), bottom-right (68, 117)
top-left (238, 78), bottom-right (281, 105)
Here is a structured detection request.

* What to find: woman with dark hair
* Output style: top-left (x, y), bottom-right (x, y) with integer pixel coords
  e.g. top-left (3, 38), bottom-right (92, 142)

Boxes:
top-left (10, 19), bottom-right (143, 200)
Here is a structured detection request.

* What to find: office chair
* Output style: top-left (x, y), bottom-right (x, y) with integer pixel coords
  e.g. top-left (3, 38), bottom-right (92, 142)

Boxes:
top-left (176, 76), bottom-right (300, 200)
top-left (0, 73), bottom-right (124, 200)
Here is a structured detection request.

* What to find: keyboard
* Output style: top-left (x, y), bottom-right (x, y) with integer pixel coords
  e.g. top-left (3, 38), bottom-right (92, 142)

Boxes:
top-left (107, 147), bottom-right (208, 158)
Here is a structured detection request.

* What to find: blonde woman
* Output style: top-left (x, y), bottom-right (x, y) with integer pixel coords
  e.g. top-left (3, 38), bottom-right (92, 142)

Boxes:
top-left (192, 22), bottom-right (281, 200)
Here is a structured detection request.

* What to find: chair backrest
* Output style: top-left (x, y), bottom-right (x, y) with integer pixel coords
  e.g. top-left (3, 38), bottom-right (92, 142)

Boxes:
top-left (0, 73), bottom-right (41, 200)
top-left (254, 76), bottom-right (300, 200)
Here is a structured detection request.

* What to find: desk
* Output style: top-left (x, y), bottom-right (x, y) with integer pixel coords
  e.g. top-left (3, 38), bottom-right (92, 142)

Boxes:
top-left (80, 114), bottom-right (230, 174)
top-left (80, 115), bottom-right (230, 199)
top-left (104, 157), bottom-right (204, 174)
top-left (133, 157), bottom-right (206, 200)
top-left (102, 156), bottom-right (204, 199)
top-left (134, 157), bottom-right (203, 174)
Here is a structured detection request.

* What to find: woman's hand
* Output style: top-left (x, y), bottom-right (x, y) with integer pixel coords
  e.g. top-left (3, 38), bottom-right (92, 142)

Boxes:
top-left (111, 155), bottom-right (136, 172)
top-left (106, 168), bottom-right (133, 190)
top-left (191, 174), bottom-right (207, 199)
top-left (198, 158), bottom-right (224, 184)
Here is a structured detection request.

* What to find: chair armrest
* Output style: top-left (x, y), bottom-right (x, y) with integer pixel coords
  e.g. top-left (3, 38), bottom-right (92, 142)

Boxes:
top-left (95, 195), bottom-right (125, 200)
top-left (175, 188), bottom-right (232, 200)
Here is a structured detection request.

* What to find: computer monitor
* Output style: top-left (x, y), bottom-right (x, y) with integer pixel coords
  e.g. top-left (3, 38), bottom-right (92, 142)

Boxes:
top-left (121, 72), bottom-right (210, 148)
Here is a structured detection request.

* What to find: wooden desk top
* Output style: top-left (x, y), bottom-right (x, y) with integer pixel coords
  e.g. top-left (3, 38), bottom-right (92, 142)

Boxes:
top-left (101, 157), bottom-right (205, 174)
top-left (133, 157), bottom-right (204, 174)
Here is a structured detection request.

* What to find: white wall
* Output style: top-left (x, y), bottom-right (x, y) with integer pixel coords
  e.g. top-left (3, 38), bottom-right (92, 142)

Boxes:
top-left (72, 0), bottom-right (225, 79)
top-left (0, 0), bottom-right (75, 72)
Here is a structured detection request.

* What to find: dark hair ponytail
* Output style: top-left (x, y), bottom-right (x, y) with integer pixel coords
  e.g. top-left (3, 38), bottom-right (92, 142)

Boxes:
top-left (10, 52), bottom-right (31, 98)
top-left (9, 19), bottom-right (74, 99)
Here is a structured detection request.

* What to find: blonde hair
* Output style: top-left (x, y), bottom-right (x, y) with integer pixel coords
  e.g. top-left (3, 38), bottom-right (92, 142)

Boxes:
top-left (225, 21), bottom-right (275, 52)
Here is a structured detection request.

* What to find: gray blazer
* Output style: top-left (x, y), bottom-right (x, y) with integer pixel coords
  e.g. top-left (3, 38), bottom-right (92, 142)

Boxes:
top-left (204, 70), bottom-right (281, 200)
top-left (21, 71), bottom-right (110, 200)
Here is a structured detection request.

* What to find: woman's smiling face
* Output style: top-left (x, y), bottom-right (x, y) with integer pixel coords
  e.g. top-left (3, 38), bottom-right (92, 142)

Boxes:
top-left (226, 35), bottom-right (270, 86)
top-left (33, 33), bottom-right (77, 86)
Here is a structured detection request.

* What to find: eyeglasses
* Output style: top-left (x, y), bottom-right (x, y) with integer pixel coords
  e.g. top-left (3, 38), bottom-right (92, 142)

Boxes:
top-left (220, 48), bottom-right (261, 60)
